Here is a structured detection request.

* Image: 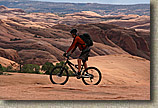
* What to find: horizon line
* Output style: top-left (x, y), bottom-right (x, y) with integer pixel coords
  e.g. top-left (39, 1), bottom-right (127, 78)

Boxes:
top-left (30, 0), bottom-right (150, 5)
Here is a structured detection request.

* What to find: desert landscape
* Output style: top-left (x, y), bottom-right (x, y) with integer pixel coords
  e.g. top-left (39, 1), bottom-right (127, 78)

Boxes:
top-left (0, 0), bottom-right (150, 100)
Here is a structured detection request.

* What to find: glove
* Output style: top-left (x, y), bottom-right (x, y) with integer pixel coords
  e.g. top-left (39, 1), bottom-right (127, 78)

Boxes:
top-left (67, 52), bottom-right (71, 56)
top-left (63, 52), bottom-right (67, 57)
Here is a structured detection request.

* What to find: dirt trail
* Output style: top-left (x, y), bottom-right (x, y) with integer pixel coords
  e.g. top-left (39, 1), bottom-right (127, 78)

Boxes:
top-left (0, 55), bottom-right (150, 100)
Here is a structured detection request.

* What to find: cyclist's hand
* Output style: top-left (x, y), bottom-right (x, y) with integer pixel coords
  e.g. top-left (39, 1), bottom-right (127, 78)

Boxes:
top-left (67, 53), bottom-right (71, 57)
top-left (63, 52), bottom-right (67, 57)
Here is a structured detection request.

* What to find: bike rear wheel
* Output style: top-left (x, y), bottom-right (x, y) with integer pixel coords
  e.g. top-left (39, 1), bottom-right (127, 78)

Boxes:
top-left (82, 67), bottom-right (101, 85)
top-left (50, 66), bottom-right (69, 85)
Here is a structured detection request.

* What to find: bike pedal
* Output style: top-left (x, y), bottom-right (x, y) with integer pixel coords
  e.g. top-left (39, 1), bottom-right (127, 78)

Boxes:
top-left (77, 77), bottom-right (80, 79)
top-left (76, 75), bottom-right (82, 79)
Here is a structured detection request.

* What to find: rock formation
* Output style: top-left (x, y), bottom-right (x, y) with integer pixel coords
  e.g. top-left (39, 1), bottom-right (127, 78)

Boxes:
top-left (0, 6), bottom-right (150, 65)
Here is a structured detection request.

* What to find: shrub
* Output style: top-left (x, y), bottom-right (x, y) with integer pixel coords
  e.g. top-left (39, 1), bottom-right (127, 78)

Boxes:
top-left (0, 64), bottom-right (6, 75)
top-left (56, 61), bottom-right (69, 70)
top-left (56, 61), bottom-right (65, 66)
top-left (0, 64), bottom-right (3, 74)
top-left (6, 65), bottom-right (13, 72)
top-left (42, 61), bottom-right (70, 75)
top-left (53, 61), bottom-right (74, 76)
top-left (68, 70), bottom-right (74, 76)
top-left (21, 64), bottom-right (40, 74)
top-left (0, 64), bottom-right (3, 72)
top-left (0, 64), bottom-right (7, 72)
top-left (41, 62), bottom-right (54, 75)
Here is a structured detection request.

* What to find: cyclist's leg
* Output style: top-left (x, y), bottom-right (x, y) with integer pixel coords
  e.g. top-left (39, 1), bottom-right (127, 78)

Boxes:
top-left (77, 59), bottom-right (82, 74)
top-left (79, 48), bottom-right (90, 74)
top-left (83, 61), bottom-right (87, 69)
top-left (82, 51), bottom-right (89, 73)
top-left (83, 61), bottom-right (88, 73)
top-left (78, 51), bottom-right (84, 74)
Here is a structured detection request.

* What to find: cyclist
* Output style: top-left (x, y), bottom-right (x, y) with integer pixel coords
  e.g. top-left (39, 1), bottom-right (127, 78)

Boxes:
top-left (63, 29), bottom-right (90, 78)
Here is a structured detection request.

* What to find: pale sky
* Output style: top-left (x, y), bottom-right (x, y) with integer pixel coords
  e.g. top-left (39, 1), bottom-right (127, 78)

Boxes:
top-left (33, 0), bottom-right (150, 4)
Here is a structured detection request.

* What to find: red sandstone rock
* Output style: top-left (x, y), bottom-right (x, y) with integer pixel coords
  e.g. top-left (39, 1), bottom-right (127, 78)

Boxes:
top-left (0, 47), bottom-right (20, 62)
top-left (0, 7), bottom-right (150, 64)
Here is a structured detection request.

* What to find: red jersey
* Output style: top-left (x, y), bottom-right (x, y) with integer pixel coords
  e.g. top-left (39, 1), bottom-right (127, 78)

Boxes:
top-left (66, 36), bottom-right (86, 53)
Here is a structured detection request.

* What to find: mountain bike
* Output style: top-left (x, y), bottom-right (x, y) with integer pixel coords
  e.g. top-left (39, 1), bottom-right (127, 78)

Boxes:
top-left (50, 55), bottom-right (102, 85)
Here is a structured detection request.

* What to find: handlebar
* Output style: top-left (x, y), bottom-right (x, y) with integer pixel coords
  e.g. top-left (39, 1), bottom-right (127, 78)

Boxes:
top-left (63, 55), bottom-right (70, 59)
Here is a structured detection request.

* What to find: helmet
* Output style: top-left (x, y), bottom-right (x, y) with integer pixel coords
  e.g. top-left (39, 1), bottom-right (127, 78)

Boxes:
top-left (70, 29), bottom-right (77, 34)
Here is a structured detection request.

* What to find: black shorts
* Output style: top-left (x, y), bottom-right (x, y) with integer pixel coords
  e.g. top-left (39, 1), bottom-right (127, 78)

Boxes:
top-left (78, 47), bottom-right (90, 63)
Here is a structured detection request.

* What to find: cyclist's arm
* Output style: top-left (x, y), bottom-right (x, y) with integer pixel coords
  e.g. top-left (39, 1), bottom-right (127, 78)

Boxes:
top-left (71, 45), bottom-right (77, 53)
top-left (66, 37), bottom-right (78, 53)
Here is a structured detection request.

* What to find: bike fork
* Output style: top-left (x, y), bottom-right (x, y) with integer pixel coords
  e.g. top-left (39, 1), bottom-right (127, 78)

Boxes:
top-left (58, 69), bottom-right (63, 77)
top-left (58, 65), bottom-right (66, 77)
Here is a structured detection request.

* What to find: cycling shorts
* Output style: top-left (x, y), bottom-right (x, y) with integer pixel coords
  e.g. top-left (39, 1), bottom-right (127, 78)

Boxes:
top-left (78, 47), bottom-right (90, 63)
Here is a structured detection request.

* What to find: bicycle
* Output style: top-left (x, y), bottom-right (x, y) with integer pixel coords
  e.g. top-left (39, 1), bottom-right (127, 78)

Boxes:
top-left (50, 55), bottom-right (102, 85)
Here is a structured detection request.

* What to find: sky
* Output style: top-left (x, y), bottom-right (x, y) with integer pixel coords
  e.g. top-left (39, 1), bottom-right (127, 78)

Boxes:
top-left (33, 0), bottom-right (150, 4)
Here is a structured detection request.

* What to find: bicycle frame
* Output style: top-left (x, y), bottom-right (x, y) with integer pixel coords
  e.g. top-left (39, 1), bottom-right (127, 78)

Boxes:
top-left (63, 56), bottom-right (84, 74)
top-left (50, 56), bottom-right (102, 85)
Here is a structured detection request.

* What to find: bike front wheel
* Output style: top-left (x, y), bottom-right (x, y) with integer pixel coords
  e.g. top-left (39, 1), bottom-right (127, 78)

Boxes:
top-left (82, 67), bottom-right (102, 85)
top-left (50, 66), bottom-right (69, 85)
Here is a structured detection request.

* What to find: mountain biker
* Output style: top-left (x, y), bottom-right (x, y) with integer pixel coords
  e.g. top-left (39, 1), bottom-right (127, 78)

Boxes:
top-left (63, 29), bottom-right (91, 78)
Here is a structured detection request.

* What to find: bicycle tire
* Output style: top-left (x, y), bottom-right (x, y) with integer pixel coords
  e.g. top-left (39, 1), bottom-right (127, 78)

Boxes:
top-left (82, 67), bottom-right (102, 85)
top-left (50, 66), bottom-right (69, 85)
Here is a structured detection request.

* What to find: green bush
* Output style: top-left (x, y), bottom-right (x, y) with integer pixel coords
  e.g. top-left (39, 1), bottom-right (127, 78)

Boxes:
top-left (16, 61), bottom-right (75, 76)
top-left (0, 64), bottom-right (3, 72)
top-left (68, 70), bottom-right (74, 76)
top-left (0, 64), bottom-right (17, 73)
top-left (52, 61), bottom-right (74, 76)
top-left (21, 64), bottom-right (40, 74)
top-left (56, 61), bottom-right (69, 70)
top-left (6, 65), bottom-right (13, 72)
top-left (41, 62), bottom-right (54, 75)
top-left (56, 61), bottom-right (65, 66)
top-left (0, 64), bottom-right (6, 75)
top-left (0, 64), bottom-right (7, 72)
top-left (48, 61), bottom-right (69, 75)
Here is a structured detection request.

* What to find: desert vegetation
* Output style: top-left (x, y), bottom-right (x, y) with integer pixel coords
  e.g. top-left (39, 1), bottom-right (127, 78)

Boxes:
top-left (0, 64), bottom-right (15, 75)
top-left (0, 61), bottom-right (73, 76)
